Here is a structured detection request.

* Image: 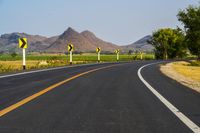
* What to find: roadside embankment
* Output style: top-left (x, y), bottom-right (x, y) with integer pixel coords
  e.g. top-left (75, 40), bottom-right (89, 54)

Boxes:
top-left (160, 61), bottom-right (200, 93)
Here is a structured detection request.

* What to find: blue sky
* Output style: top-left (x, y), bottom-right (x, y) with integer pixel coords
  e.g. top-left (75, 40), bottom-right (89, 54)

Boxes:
top-left (0, 0), bottom-right (198, 45)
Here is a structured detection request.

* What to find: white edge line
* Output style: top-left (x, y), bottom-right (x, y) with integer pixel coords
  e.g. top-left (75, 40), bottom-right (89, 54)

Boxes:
top-left (0, 62), bottom-right (112, 79)
top-left (137, 62), bottom-right (200, 133)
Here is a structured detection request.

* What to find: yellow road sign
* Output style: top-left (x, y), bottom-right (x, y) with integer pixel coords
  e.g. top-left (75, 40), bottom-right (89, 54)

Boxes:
top-left (96, 47), bottom-right (101, 53)
top-left (68, 43), bottom-right (74, 52)
top-left (18, 38), bottom-right (28, 49)
top-left (115, 49), bottom-right (120, 54)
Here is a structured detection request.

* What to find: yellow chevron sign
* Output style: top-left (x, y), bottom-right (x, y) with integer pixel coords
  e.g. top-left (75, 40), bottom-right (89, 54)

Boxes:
top-left (96, 47), bottom-right (101, 53)
top-left (115, 49), bottom-right (120, 54)
top-left (18, 38), bottom-right (28, 49)
top-left (68, 43), bottom-right (74, 52)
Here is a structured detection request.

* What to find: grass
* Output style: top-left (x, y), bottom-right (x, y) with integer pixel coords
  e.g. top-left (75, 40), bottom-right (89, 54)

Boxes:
top-left (160, 61), bottom-right (200, 92)
top-left (0, 60), bottom-right (67, 73)
top-left (0, 54), bottom-right (66, 61)
top-left (171, 61), bottom-right (200, 82)
top-left (188, 60), bottom-right (200, 66)
top-left (0, 53), bottom-right (155, 73)
top-left (0, 54), bottom-right (154, 61)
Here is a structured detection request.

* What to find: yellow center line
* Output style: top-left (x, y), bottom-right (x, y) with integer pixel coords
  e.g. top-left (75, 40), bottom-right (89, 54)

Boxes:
top-left (0, 63), bottom-right (123, 117)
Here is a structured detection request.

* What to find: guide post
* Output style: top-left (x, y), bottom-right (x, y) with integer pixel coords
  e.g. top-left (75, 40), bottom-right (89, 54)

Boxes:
top-left (18, 38), bottom-right (28, 70)
top-left (68, 43), bottom-right (74, 65)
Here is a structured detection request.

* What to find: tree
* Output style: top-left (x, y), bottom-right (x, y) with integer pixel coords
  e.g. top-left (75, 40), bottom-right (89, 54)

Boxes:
top-left (168, 29), bottom-right (187, 58)
top-left (11, 52), bottom-right (17, 58)
top-left (149, 28), bottom-right (186, 59)
top-left (177, 4), bottom-right (200, 59)
top-left (128, 50), bottom-right (133, 55)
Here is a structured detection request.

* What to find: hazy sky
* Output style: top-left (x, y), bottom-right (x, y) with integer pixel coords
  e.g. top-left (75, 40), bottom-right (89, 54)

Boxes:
top-left (0, 0), bottom-right (198, 45)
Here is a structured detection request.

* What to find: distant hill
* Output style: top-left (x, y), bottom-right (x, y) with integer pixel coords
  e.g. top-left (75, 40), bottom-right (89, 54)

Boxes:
top-left (46, 27), bottom-right (120, 52)
top-left (80, 30), bottom-right (120, 52)
top-left (0, 28), bottom-right (120, 53)
top-left (122, 35), bottom-right (154, 52)
top-left (0, 33), bottom-right (48, 53)
top-left (0, 27), bottom-right (154, 53)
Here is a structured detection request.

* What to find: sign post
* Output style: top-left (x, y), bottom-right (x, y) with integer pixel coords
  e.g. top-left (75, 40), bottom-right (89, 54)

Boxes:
top-left (115, 49), bottom-right (120, 61)
top-left (70, 51), bottom-right (72, 64)
top-left (23, 48), bottom-right (26, 70)
top-left (140, 52), bottom-right (143, 60)
top-left (19, 38), bottom-right (28, 70)
top-left (96, 47), bottom-right (101, 62)
top-left (68, 43), bottom-right (74, 65)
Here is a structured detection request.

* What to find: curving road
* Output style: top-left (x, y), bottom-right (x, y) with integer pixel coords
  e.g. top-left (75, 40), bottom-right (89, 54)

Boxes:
top-left (0, 61), bottom-right (199, 133)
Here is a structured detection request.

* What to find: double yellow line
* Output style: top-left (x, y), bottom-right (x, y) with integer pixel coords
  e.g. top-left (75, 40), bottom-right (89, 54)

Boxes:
top-left (0, 64), bottom-right (121, 117)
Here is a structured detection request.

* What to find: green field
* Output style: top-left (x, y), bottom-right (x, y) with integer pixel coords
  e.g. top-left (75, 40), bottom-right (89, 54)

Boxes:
top-left (0, 54), bottom-right (155, 73)
top-left (0, 54), bottom-right (155, 61)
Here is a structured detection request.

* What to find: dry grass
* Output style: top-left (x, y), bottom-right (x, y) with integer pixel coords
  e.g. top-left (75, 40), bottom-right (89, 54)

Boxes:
top-left (0, 60), bottom-right (64, 73)
top-left (0, 60), bottom-right (94, 73)
top-left (160, 61), bottom-right (200, 93)
top-left (172, 62), bottom-right (200, 81)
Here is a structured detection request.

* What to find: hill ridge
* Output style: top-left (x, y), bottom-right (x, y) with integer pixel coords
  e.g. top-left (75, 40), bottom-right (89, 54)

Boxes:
top-left (0, 27), bottom-right (153, 53)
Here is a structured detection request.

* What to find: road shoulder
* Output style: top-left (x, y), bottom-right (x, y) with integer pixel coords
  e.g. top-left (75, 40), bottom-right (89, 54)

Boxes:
top-left (160, 61), bottom-right (200, 93)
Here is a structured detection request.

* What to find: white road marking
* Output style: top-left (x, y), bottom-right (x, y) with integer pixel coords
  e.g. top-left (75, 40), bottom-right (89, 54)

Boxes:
top-left (137, 62), bottom-right (200, 133)
top-left (0, 62), bottom-right (111, 79)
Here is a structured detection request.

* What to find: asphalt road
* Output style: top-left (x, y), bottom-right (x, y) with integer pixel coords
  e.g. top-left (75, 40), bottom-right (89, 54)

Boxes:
top-left (0, 61), bottom-right (199, 133)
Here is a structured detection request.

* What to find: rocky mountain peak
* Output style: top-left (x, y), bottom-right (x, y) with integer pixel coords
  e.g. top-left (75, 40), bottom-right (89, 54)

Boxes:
top-left (59, 27), bottom-right (79, 39)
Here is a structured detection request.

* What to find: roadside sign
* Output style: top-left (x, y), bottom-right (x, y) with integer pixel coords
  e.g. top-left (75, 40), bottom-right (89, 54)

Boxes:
top-left (115, 49), bottom-right (120, 61)
top-left (96, 47), bottom-right (101, 62)
top-left (18, 38), bottom-right (28, 49)
top-left (68, 43), bottom-right (74, 52)
top-left (96, 47), bottom-right (101, 53)
top-left (140, 52), bottom-right (143, 60)
top-left (68, 43), bottom-right (74, 64)
top-left (115, 49), bottom-right (120, 54)
top-left (18, 38), bottom-right (27, 70)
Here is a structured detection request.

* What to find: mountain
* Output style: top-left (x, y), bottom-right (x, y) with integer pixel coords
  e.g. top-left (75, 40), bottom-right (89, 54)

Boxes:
top-left (47, 27), bottom-right (120, 52)
top-left (0, 27), bottom-right (154, 53)
top-left (32, 36), bottom-right (59, 51)
top-left (0, 32), bottom-right (48, 53)
top-left (0, 28), bottom-right (121, 53)
top-left (47, 27), bottom-right (96, 52)
top-left (81, 30), bottom-right (120, 52)
top-left (122, 35), bottom-right (154, 52)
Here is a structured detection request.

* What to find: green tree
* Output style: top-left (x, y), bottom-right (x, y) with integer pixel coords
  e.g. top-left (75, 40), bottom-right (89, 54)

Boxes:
top-left (128, 50), bottom-right (133, 55)
top-left (168, 29), bottom-right (187, 58)
top-left (149, 28), bottom-right (186, 59)
top-left (177, 4), bottom-right (200, 59)
top-left (11, 52), bottom-right (17, 58)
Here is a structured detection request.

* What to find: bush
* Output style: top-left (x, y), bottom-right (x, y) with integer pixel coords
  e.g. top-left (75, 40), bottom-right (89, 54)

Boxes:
top-left (11, 52), bottom-right (17, 58)
top-left (188, 61), bottom-right (200, 66)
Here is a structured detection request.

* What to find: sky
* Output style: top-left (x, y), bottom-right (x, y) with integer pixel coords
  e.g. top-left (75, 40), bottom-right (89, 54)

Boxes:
top-left (0, 0), bottom-right (198, 45)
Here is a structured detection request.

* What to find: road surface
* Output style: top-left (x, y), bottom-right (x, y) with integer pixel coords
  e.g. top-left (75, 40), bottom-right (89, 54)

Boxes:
top-left (0, 61), bottom-right (199, 133)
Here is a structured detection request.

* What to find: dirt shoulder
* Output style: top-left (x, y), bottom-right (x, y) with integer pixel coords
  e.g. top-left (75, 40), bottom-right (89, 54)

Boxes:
top-left (160, 61), bottom-right (200, 93)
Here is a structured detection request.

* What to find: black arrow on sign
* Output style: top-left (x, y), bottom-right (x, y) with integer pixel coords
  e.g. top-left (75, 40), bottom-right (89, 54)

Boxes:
top-left (69, 45), bottom-right (73, 51)
top-left (20, 38), bottom-right (26, 48)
